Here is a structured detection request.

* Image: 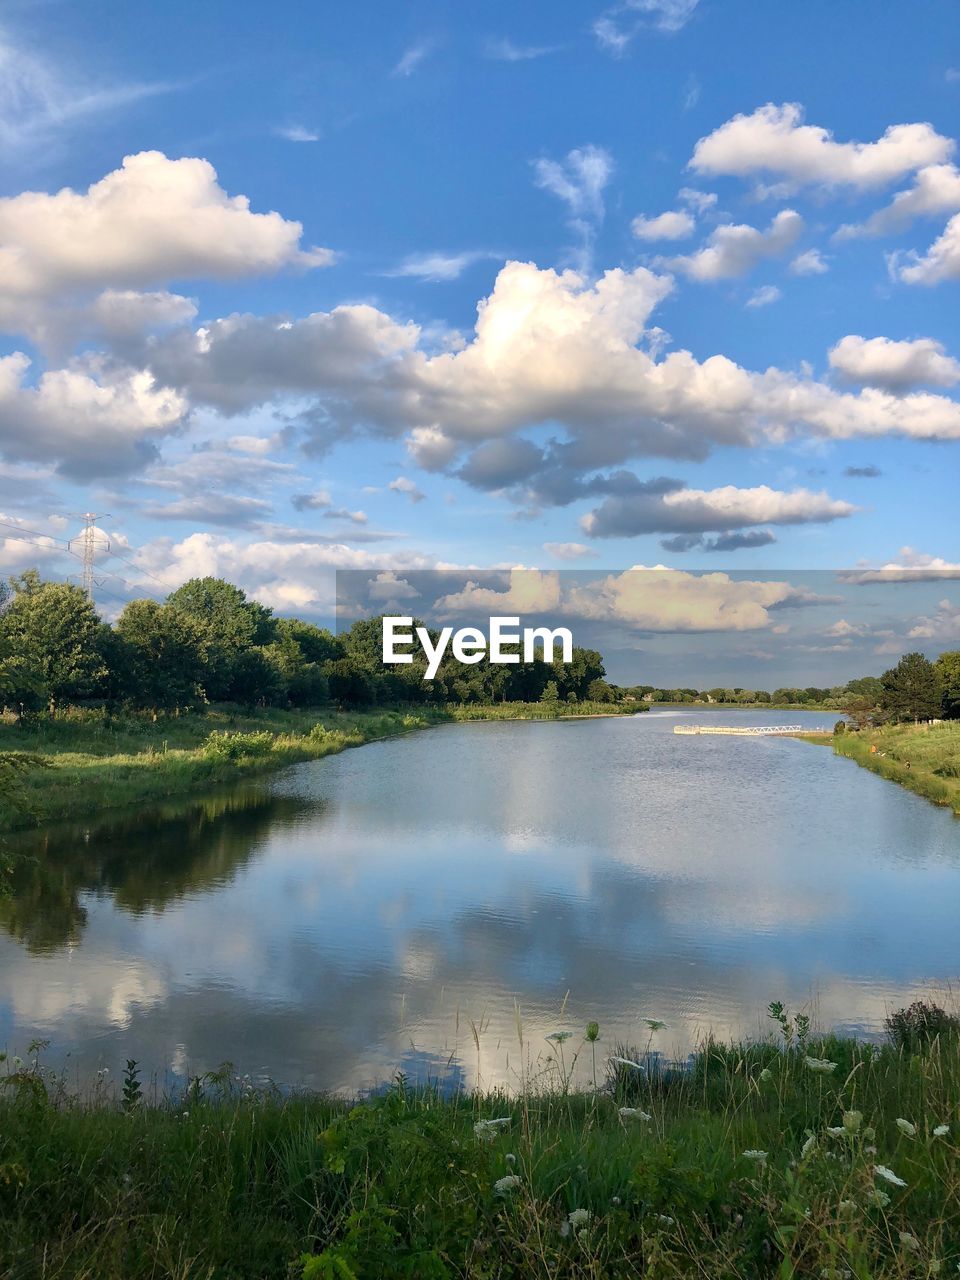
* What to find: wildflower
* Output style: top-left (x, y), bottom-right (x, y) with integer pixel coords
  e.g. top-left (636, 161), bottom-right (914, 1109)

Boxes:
top-left (608, 1055), bottom-right (645, 1072)
top-left (611, 1195), bottom-right (621, 1205)
top-left (803, 1055), bottom-right (838, 1074)
top-left (863, 1125), bottom-right (876, 1141)
top-left (657, 1214), bottom-right (675, 1226)
top-left (494, 1175), bottom-right (521, 1194)
top-left (505, 1153), bottom-right (516, 1165)
top-left (864, 1144), bottom-right (877, 1155)
top-left (899, 1232), bottom-right (919, 1251)
top-left (842, 1110), bottom-right (862, 1133)
top-left (896, 1118), bottom-right (917, 1137)
top-left (742, 1149), bottom-right (768, 1162)
top-left (933, 1124), bottom-right (950, 1138)
top-left (546, 1031), bottom-right (572, 1043)
top-left (12, 1056), bottom-right (23, 1068)
top-left (874, 1164), bottom-right (907, 1188)
top-left (868, 1187), bottom-right (890, 1208)
top-left (759, 1067), bottom-right (772, 1082)
top-left (618, 1106), bottom-right (652, 1121)
top-left (474, 1116), bottom-right (511, 1141)
top-left (567, 1208), bottom-right (591, 1229)
top-left (826, 1126), bottom-right (845, 1137)
top-left (838, 1199), bottom-right (856, 1214)
top-left (800, 1134), bottom-right (818, 1159)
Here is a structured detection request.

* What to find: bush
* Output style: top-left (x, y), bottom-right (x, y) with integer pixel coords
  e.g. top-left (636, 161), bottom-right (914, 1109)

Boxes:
top-left (202, 730), bottom-right (276, 762)
top-left (833, 718), bottom-right (846, 735)
top-left (885, 1000), bottom-right (960, 1050)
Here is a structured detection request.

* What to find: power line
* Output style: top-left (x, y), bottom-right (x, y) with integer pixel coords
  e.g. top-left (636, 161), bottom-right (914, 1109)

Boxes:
top-left (67, 513), bottom-right (111, 603)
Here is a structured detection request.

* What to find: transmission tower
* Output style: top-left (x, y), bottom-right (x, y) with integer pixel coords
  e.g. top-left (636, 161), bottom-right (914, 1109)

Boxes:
top-left (68, 513), bottom-right (111, 603)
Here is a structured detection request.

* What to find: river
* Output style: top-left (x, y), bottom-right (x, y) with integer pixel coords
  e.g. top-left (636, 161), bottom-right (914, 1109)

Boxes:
top-left (2, 708), bottom-right (958, 1092)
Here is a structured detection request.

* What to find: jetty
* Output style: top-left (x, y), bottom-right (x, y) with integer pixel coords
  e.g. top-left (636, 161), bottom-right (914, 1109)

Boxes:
top-left (673, 724), bottom-right (805, 736)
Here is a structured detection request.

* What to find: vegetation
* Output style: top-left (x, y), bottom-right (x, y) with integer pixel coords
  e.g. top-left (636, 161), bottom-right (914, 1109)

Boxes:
top-left (829, 720), bottom-right (960, 816)
top-left (1, 1003), bottom-right (958, 1278)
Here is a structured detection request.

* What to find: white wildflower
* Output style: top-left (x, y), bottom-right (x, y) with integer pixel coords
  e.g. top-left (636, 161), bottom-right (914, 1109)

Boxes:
top-left (874, 1164), bottom-right (907, 1188)
top-left (494, 1174), bottom-right (521, 1194)
top-left (842, 1110), bottom-right (862, 1133)
top-left (505, 1153), bottom-right (516, 1165)
top-left (567, 1208), bottom-right (591, 1229)
top-left (896, 1118), bottom-right (917, 1137)
top-left (657, 1214), bottom-right (675, 1226)
top-left (838, 1199), bottom-right (856, 1214)
top-left (611, 1195), bottom-right (621, 1205)
top-left (618, 1107), bottom-right (652, 1121)
top-left (546, 1031), bottom-right (572, 1043)
top-left (826, 1126), bottom-right (845, 1137)
top-left (475, 1116), bottom-right (511, 1140)
top-left (933, 1124), bottom-right (950, 1138)
top-left (803, 1056), bottom-right (838, 1074)
top-left (608, 1055), bottom-right (645, 1072)
top-left (864, 1144), bottom-right (877, 1155)
top-left (899, 1231), bottom-right (919, 1251)
top-left (759, 1067), bottom-right (773, 1082)
top-left (868, 1188), bottom-right (890, 1208)
top-left (742, 1149), bottom-right (768, 1162)
top-left (12, 1056), bottom-right (23, 1068)
top-left (800, 1134), bottom-right (818, 1159)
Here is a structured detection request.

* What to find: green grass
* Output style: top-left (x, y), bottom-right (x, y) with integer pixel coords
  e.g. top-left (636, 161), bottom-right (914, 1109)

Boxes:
top-left (1, 1017), bottom-right (958, 1278)
top-left (829, 723), bottom-right (960, 816)
top-left (0, 701), bottom-right (636, 832)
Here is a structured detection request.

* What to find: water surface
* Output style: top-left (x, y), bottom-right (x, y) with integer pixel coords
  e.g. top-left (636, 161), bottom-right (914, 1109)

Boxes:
top-left (2, 709), bottom-right (958, 1091)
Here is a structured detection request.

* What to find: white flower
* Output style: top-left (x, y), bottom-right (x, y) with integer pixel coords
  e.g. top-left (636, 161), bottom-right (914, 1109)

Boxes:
top-left (826, 1126), bottom-right (845, 1137)
top-left (547, 1031), bottom-right (572, 1043)
top-left (759, 1067), bottom-right (772, 1082)
top-left (800, 1134), bottom-right (818, 1159)
top-left (933, 1124), bottom-right (950, 1138)
top-left (868, 1188), bottom-right (890, 1208)
top-left (838, 1199), bottom-right (856, 1214)
top-left (611, 1195), bottom-right (621, 1205)
top-left (657, 1214), bottom-right (675, 1226)
top-left (505, 1153), bottom-right (516, 1165)
top-left (896, 1118), bottom-right (917, 1137)
top-left (842, 1110), bottom-right (862, 1133)
top-left (474, 1116), bottom-right (511, 1140)
top-left (899, 1231), bottom-right (919, 1251)
top-left (803, 1056), bottom-right (838, 1074)
top-left (567, 1208), bottom-right (591, 1229)
top-left (874, 1164), bottom-right (907, 1188)
top-left (494, 1174), bottom-right (521, 1194)
top-left (12, 1056), bottom-right (23, 1068)
top-left (742, 1149), bottom-right (768, 1162)
top-left (618, 1107), bottom-right (652, 1121)
top-left (608, 1055), bottom-right (645, 1072)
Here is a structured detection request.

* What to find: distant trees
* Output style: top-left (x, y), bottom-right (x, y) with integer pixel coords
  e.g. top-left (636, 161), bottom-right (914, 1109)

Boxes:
top-left (879, 652), bottom-right (942, 724)
top-left (935, 651), bottom-right (960, 720)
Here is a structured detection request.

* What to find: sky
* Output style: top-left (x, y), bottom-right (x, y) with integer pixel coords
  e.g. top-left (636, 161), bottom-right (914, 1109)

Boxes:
top-left (0, 0), bottom-right (958, 681)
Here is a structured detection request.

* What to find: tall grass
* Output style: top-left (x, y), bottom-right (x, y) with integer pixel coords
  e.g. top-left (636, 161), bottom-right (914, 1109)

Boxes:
top-left (1, 1008), bottom-right (958, 1278)
top-left (832, 722), bottom-right (960, 816)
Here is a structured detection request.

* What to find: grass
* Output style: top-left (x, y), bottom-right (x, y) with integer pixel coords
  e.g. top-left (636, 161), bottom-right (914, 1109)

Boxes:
top-left (824, 723), bottom-right (960, 817)
top-left (1, 1009), bottom-right (958, 1278)
top-left (0, 701), bottom-right (635, 833)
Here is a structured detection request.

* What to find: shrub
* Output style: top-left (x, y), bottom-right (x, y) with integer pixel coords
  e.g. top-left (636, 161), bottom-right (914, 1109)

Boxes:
top-left (202, 730), bottom-right (276, 762)
top-left (885, 1000), bottom-right (960, 1050)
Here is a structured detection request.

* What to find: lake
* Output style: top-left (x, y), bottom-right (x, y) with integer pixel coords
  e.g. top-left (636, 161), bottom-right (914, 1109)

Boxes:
top-left (2, 708), bottom-right (959, 1093)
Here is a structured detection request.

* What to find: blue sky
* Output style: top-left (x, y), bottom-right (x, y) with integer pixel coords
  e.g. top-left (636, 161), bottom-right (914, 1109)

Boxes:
top-left (0, 0), bottom-right (958, 676)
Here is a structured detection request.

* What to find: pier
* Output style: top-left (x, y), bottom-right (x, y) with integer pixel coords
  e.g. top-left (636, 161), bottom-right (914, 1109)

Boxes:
top-left (673, 724), bottom-right (805, 736)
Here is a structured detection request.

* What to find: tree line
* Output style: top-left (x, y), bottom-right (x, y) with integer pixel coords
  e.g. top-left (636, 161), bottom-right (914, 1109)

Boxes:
top-left (0, 571), bottom-right (616, 716)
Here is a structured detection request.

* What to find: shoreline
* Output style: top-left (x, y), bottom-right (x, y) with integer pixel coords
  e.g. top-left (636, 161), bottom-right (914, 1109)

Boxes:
top-left (0, 701), bottom-right (635, 834)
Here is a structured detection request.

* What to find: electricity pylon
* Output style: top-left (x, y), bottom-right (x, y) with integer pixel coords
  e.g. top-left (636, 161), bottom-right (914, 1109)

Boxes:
top-left (68, 513), bottom-right (111, 603)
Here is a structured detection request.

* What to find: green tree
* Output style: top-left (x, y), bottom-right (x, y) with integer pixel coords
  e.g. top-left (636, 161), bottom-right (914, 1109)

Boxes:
top-left (115, 600), bottom-right (207, 711)
top-left (165, 577), bottom-right (275, 700)
top-left (1, 571), bottom-right (109, 710)
top-left (540, 679), bottom-right (559, 703)
top-left (934, 650), bottom-right (960, 719)
top-left (879, 651), bottom-right (942, 724)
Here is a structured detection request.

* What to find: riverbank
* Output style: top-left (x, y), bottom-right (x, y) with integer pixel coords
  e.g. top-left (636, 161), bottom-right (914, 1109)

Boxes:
top-left (0, 701), bottom-right (635, 832)
top-left (799, 722), bottom-right (960, 817)
top-left (2, 1016), bottom-right (957, 1278)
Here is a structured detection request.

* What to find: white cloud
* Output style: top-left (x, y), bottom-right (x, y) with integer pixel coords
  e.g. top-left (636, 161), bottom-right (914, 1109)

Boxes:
top-left (0, 150), bottom-right (331, 329)
top-left (678, 188), bottom-right (717, 214)
top-left (632, 209), bottom-right (695, 240)
top-left (594, 0), bottom-right (699, 52)
top-left (392, 42), bottom-right (433, 77)
top-left (841, 547), bottom-right (960, 583)
top-left (533, 146), bottom-right (614, 270)
top-left (835, 164), bottom-right (960, 238)
top-left (483, 38), bottom-right (560, 61)
top-left (789, 249), bottom-right (829, 275)
top-left (662, 210), bottom-right (803, 280)
top-left (389, 475), bottom-right (426, 503)
top-left (543, 541), bottom-right (597, 561)
top-left (894, 212), bottom-right (960, 284)
top-left (406, 427), bottom-right (460, 471)
top-left (386, 251), bottom-right (492, 281)
top-left (275, 124), bottom-right (320, 143)
top-left (691, 103), bottom-right (953, 189)
top-left (829, 335), bottom-right (960, 391)
top-left (581, 481), bottom-right (855, 538)
top-left (746, 285), bottom-right (782, 308)
top-left (292, 491), bottom-right (333, 511)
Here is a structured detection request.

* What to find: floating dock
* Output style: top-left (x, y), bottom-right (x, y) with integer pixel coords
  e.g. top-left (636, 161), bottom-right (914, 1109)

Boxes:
top-left (673, 724), bottom-right (805, 736)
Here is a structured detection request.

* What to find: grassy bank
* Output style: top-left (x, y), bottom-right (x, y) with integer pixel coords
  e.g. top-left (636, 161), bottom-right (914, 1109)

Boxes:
top-left (2, 1011), bottom-right (958, 1278)
top-left (824, 723), bottom-right (960, 817)
top-left (0, 701), bottom-right (634, 832)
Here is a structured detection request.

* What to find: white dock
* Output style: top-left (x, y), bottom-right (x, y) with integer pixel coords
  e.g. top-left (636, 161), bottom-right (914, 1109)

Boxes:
top-left (673, 724), bottom-right (805, 736)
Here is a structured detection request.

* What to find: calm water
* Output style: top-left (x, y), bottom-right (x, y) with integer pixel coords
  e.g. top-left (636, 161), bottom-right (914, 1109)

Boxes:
top-left (2, 709), bottom-right (959, 1092)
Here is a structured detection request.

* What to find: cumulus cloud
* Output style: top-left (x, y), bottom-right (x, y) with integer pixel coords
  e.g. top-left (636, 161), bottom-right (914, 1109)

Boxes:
top-left (840, 547), bottom-right (960, 583)
top-left (661, 210), bottom-right (803, 280)
top-left (141, 493), bottom-right (273, 526)
top-left (790, 249), bottom-right (829, 275)
top-left (835, 165), bottom-right (960, 238)
top-left (746, 285), bottom-right (782, 308)
top-left (0, 352), bottom-right (186, 477)
top-left (292, 490), bottom-right (333, 510)
top-left (389, 475), bottom-right (426, 503)
top-left (0, 150), bottom-right (331, 343)
top-left (691, 103), bottom-right (953, 190)
top-left (828, 335), bottom-right (960, 391)
top-left (580, 480), bottom-right (855, 539)
top-left (632, 209), bottom-right (695, 240)
top-left (543, 542), bottom-right (597, 561)
top-left (894, 212), bottom-right (960, 284)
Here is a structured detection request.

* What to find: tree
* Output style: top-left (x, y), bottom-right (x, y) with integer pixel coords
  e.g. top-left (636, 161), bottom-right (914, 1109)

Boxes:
top-left (934, 650), bottom-right (960, 720)
top-left (166, 577), bottom-right (275, 700)
top-left (540, 679), bottom-right (559, 703)
top-left (0, 571), bottom-right (109, 710)
top-left (879, 651), bottom-right (942, 724)
top-left (116, 600), bottom-right (207, 711)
